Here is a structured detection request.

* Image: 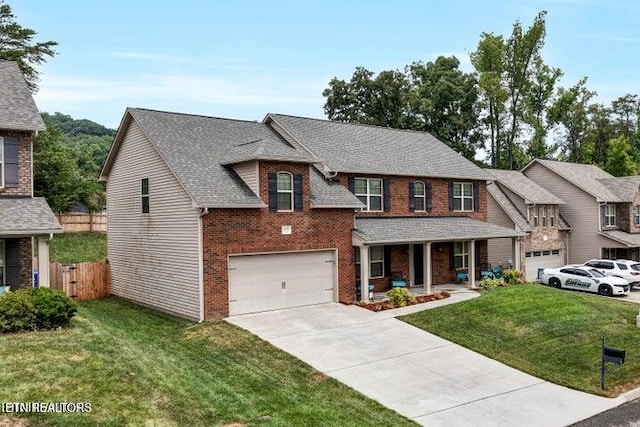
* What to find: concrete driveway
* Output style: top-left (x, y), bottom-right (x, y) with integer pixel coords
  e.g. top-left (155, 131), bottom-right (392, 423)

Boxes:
top-left (227, 290), bottom-right (629, 426)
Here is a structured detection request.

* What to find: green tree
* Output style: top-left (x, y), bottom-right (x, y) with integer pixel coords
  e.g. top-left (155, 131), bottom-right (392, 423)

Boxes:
top-left (0, 1), bottom-right (57, 91)
top-left (584, 103), bottom-right (614, 166)
top-left (604, 136), bottom-right (638, 177)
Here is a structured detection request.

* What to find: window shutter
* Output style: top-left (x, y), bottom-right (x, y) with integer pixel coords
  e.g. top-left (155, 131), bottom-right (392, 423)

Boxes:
top-left (408, 182), bottom-right (415, 212)
top-left (5, 239), bottom-right (19, 286)
top-left (4, 137), bottom-right (19, 188)
top-left (475, 240), bottom-right (481, 266)
top-left (449, 242), bottom-right (455, 270)
top-left (600, 205), bottom-right (605, 228)
top-left (473, 182), bottom-right (480, 212)
top-left (425, 183), bottom-right (433, 211)
top-left (293, 174), bottom-right (303, 211)
top-left (383, 179), bottom-right (391, 212)
top-left (268, 173), bottom-right (277, 212)
top-left (348, 177), bottom-right (355, 193)
top-left (448, 182), bottom-right (454, 211)
top-left (383, 245), bottom-right (391, 277)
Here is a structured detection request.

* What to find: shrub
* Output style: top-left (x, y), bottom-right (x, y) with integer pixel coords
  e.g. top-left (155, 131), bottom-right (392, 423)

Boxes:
top-left (502, 269), bottom-right (524, 285)
top-left (0, 288), bottom-right (77, 333)
top-left (386, 287), bottom-right (416, 307)
top-left (479, 277), bottom-right (504, 290)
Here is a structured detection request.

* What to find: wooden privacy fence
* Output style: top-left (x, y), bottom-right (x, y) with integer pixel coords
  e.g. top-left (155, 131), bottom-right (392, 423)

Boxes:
top-left (56, 212), bottom-right (107, 233)
top-left (49, 262), bottom-right (110, 301)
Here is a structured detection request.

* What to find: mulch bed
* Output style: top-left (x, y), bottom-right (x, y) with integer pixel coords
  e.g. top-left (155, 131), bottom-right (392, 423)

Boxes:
top-left (357, 290), bottom-right (451, 312)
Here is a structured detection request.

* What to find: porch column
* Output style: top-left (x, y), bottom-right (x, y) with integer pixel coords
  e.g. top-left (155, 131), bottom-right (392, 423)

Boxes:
top-left (512, 237), bottom-right (521, 272)
top-left (359, 245), bottom-right (370, 302)
top-left (37, 237), bottom-right (50, 288)
top-left (424, 242), bottom-right (432, 294)
top-left (469, 240), bottom-right (476, 288)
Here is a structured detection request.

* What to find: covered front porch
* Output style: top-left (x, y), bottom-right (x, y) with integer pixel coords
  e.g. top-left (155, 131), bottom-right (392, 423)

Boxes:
top-left (353, 216), bottom-right (524, 302)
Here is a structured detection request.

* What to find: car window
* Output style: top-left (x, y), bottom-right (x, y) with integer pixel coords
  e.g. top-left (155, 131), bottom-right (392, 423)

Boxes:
top-left (560, 268), bottom-right (573, 274)
top-left (631, 263), bottom-right (640, 271)
top-left (617, 263), bottom-right (628, 270)
top-left (588, 269), bottom-right (606, 278)
top-left (601, 261), bottom-right (614, 269)
top-left (574, 269), bottom-right (590, 277)
top-left (585, 261), bottom-right (598, 268)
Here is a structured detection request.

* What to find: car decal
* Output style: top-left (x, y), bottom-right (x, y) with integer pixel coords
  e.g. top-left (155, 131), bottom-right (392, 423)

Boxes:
top-left (564, 278), bottom-right (592, 289)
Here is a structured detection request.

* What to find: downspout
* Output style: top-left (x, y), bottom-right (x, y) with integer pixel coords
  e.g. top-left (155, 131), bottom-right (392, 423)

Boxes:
top-left (197, 208), bottom-right (207, 322)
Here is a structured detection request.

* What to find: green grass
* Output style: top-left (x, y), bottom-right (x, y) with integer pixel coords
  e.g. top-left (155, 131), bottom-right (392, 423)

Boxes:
top-left (0, 297), bottom-right (414, 427)
top-left (49, 233), bottom-right (107, 263)
top-left (400, 284), bottom-right (640, 397)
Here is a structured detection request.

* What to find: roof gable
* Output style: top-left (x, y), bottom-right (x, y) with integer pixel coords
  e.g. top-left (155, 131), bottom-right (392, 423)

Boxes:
top-left (486, 168), bottom-right (565, 205)
top-left (0, 60), bottom-right (45, 131)
top-left (266, 114), bottom-right (491, 181)
top-left (598, 176), bottom-right (640, 202)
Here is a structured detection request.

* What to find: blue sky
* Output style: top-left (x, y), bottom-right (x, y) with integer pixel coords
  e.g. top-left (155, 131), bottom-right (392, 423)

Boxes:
top-left (10, 0), bottom-right (640, 129)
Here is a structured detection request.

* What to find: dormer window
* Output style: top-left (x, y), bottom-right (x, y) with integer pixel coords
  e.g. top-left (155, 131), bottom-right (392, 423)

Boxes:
top-left (276, 172), bottom-right (293, 211)
top-left (268, 172), bottom-right (302, 212)
top-left (603, 204), bottom-right (616, 227)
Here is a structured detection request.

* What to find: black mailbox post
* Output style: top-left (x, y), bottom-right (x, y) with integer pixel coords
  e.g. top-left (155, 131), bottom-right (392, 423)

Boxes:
top-left (601, 337), bottom-right (626, 390)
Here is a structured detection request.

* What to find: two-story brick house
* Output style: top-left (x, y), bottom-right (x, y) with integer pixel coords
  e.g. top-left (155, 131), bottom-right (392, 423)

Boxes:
top-left (0, 60), bottom-right (62, 289)
top-left (523, 159), bottom-right (640, 263)
top-left (100, 108), bottom-right (522, 320)
top-left (485, 168), bottom-right (571, 281)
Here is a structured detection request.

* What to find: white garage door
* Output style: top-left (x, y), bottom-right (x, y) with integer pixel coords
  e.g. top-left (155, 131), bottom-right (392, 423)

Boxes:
top-left (228, 250), bottom-right (336, 315)
top-left (525, 250), bottom-right (563, 281)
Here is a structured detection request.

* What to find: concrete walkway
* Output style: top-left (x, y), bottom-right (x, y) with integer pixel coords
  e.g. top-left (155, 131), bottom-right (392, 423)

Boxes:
top-left (226, 290), bottom-right (629, 426)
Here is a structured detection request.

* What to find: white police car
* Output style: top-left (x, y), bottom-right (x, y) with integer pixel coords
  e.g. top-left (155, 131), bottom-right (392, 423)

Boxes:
top-left (540, 265), bottom-right (630, 296)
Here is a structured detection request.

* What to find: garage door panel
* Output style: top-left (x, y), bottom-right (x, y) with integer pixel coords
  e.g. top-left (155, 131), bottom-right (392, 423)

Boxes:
top-left (229, 250), bottom-right (336, 315)
top-left (525, 251), bottom-right (563, 281)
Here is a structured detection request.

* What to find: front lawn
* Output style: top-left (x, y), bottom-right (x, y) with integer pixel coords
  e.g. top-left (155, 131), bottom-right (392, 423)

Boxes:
top-left (400, 284), bottom-right (640, 397)
top-left (0, 298), bottom-right (414, 426)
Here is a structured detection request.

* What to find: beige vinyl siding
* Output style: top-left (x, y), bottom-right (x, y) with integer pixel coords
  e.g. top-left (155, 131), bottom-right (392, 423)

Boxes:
top-left (232, 161), bottom-right (259, 196)
top-left (487, 192), bottom-right (516, 267)
top-left (500, 185), bottom-right (527, 216)
top-left (106, 120), bottom-right (201, 320)
top-left (524, 162), bottom-right (623, 264)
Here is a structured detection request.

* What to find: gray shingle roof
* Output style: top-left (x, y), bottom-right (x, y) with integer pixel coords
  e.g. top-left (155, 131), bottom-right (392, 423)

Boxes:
top-left (105, 109), bottom-right (362, 209)
top-left (267, 114), bottom-right (492, 181)
top-left (526, 159), bottom-right (620, 202)
top-left (486, 168), bottom-right (565, 205)
top-left (353, 216), bottom-right (524, 244)
top-left (600, 230), bottom-right (640, 247)
top-left (0, 61), bottom-right (45, 131)
top-left (487, 183), bottom-right (531, 232)
top-left (598, 176), bottom-right (640, 202)
top-left (0, 197), bottom-right (62, 235)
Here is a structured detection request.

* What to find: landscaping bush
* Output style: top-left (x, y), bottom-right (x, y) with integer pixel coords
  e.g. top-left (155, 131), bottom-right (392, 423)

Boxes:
top-left (479, 277), bottom-right (504, 290)
top-left (386, 287), bottom-right (416, 307)
top-left (502, 269), bottom-right (525, 285)
top-left (0, 288), bottom-right (77, 333)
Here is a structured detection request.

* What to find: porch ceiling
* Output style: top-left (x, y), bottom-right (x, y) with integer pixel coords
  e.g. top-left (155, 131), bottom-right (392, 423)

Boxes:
top-left (0, 197), bottom-right (62, 236)
top-left (353, 216), bottom-right (524, 245)
top-left (599, 230), bottom-right (640, 247)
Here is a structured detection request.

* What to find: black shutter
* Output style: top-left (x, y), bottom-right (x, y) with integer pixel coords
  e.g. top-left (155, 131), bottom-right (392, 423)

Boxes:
top-left (268, 173), bottom-right (277, 212)
top-left (473, 182), bottom-right (480, 212)
top-left (448, 182), bottom-right (454, 211)
top-left (383, 179), bottom-right (391, 212)
top-left (4, 137), bottom-right (19, 188)
top-left (425, 183), bottom-right (433, 211)
top-left (5, 239), bottom-right (19, 286)
top-left (348, 177), bottom-right (355, 193)
top-left (408, 181), bottom-right (415, 212)
top-left (449, 242), bottom-right (455, 270)
top-left (475, 240), bottom-right (481, 266)
top-left (384, 245), bottom-right (391, 277)
top-left (293, 174), bottom-right (303, 211)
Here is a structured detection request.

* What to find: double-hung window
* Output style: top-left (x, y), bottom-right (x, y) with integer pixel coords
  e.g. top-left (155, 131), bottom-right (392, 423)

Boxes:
top-left (414, 181), bottom-right (426, 211)
top-left (141, 178), bottom-right (150, 214)
top-left (634, 206), bottom-right (640, 226)
top-left (354, 178), bottom-right (383, 212)
top-left (453, 241), bottom-right (469, 269)
top-left (453, 183), bottom-right (473, 211)
top-left (541, 206), bottom-right (548, 228)
top-left (355, 246), bottom-right (384, 279)
top-left (549, 205), bottom-right (556, 227)
top-left (0, 137), bottom-right (3, 188)
top-left (530, 206), bottom-right (538, 228)
top-left (604, 204), bottom-right (616, 227)
top-left (276, 172), bottom-right (293, 211)
top-left (0, 240), bottom-right (4, 285)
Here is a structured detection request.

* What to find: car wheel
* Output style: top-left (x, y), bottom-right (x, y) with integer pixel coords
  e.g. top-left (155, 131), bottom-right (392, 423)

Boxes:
top-left (599, 285), bottom-right (613, 296)
top-left (549, 278), bottom-right (561, 288)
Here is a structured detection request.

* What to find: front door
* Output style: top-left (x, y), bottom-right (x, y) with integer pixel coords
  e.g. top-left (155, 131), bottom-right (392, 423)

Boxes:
top-left (413, 244), bottom-right (423, 286)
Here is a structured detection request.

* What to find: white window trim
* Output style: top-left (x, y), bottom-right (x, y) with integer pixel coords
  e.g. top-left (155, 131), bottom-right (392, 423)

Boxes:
top-left (541, 205), bottom-right (548, 228)
top-left (604, 204), bottom-right (616, 227)
top-left (0, 137), bottom-right (4, 189)
top-left (369, 246), bottom-right (384, 278)
top-left (0, 240), bottom-right (4, 285)
top-left (276, 172), bottom-right (294, 212)
top-left (354, 178), bottom-right (383, 212)
top-left (453, 182), bottom-right (473, 212)
top-left (141, 178), bottom-right (150, 214)
top-left (549, 205), bottom-right (556, 227)
top-left (531, 206), bottom-right (539, 228)
top-left (414, 180), bottom-right (426, 211)
top-left (454, 241), bottom-right (469, 269)
top-left (634, 206), bottom-right (640, 226)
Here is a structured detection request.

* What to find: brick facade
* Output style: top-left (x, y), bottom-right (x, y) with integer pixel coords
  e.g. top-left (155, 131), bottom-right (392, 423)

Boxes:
top-left (17, 237), bottom-right (32, 288)
top-left (202, 161), bottom-right (355, 319)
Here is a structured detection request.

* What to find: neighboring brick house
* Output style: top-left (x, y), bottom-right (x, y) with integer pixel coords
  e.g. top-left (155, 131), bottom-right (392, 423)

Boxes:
top-left (100, 108), bottom-right (522, 320)
top-left (0, 60), bottom-right (62, 289)
top-left (522, 159), bottom-right (640, 263)
top-left (485, 169), bottom-right (571, 281)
